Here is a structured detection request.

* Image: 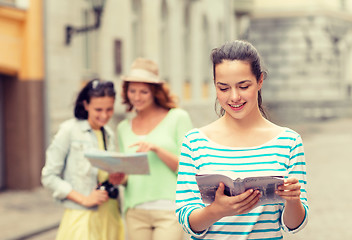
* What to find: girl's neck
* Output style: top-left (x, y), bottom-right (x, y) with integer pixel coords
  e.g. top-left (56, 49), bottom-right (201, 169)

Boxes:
top-left (135, 105), bottom-right (165, 119)
top-left (222, 110), bottom-right (267, 132)
top-left (132, 106), bottom-right (169, 135)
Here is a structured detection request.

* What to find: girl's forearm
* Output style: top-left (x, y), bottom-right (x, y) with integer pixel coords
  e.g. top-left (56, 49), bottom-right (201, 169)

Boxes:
top-left (189, 205), bottom-right (223, 233)
top-left (283, 199), bottom-right (306, 230)
top-left (153, 146), bottom-right (179, 171)
top-left (67, 190), bottom-right (86, 205)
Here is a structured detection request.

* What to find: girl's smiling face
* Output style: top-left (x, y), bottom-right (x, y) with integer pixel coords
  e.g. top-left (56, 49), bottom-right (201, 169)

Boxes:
top-left (215, 60), bottom-right (263, 120)
top-left (84, 96), bottom-right (115, 130)
top-left (127, 82), bottom-right (155, 112)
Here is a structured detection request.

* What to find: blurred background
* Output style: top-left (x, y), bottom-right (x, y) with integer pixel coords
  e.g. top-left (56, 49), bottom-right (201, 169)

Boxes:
top-left (0, 0), bottom-right (352, 239)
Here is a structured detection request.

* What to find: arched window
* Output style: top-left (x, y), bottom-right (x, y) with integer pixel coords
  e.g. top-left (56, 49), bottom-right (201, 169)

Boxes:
top-left (183, 1), bottom-right (191, 100)
top-left (160, 0), bottom-right (170, 82)
top-left (82, 3), bottom-right (98, 77)
top-left (131, 0), bottom-right (143, 58)
top-left (202, 15), bottom-right (211, 99)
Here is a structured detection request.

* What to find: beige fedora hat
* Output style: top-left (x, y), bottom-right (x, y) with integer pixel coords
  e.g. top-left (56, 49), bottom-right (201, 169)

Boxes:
top-left (121, 58), bottom-right (164, 84)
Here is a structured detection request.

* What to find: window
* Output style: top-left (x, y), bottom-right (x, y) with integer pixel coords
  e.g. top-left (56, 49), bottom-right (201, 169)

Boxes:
top-left (160, 0), bottom-right (170, 83)
top-left (183, 2), bottom-right (191, 100)
top-left (82, 8), bottom-right (98, 76)
top-left (340, 0), bottom-right (346, 10)
top-left (202, 15), bottom-right (211, 99)
top-left (131, 0), bottom-right (143, 58)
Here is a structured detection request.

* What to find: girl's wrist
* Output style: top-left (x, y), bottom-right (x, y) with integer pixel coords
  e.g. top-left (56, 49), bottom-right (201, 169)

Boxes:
top-left (151, 144), bottom-right (158, 152)
top-left (285, 198), bottom-right (301, 206)
top-left (79, 195), bottom-right (88, 207)
top-left (206, 203), bottom-right (224, 220)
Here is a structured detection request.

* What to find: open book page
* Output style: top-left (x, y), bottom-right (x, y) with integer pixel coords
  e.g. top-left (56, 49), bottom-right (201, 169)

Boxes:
top-left (196, 173), bottom-right (237, 204)
top-left (196, 171), bottom-right (284, 206)
top-left (84, 149), bottom-right (150, 174)
top-left (242, 176), bottom-right (285, 206)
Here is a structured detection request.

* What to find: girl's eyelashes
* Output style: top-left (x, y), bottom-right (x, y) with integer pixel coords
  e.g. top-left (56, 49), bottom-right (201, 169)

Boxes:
top-left (216, 82), bottom-right (251, 91)
top-left (239, 82), bottom-right (251, 89)
top-left (128, 89), bottom-right (150, 94)
top-left (219, 88), bottom-right (229, 91)
top-left (218, 86), bottom-right (248, 91)
top-left (239, 86), bottom-right (249, 90)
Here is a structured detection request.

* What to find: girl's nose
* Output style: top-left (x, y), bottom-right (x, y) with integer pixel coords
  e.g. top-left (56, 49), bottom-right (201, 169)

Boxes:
top-left (134, 93), bottom-right (141, 100)
top-left (230, 89), bottom-right (241, 101)
top-left (101, 111), bottom-right (109, 119)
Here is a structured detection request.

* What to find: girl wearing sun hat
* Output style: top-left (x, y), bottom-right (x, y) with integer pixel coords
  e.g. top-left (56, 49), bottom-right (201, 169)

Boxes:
top-left (110, 58), bottom-right (193, 240)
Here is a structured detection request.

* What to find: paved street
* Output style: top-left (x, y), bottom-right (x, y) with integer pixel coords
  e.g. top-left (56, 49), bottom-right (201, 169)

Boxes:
top-left (0, 187), bottom-right (62, 240)
top-left (283, 117), bottom-right (352, 240)
top-left (0, 116), bottom-right (351, 240)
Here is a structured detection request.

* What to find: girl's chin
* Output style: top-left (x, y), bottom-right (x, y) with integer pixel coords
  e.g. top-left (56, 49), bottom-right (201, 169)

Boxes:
top-left (134, 106), bottom-right (145, 111)
top-left (99, 122), bottom-right (108, 127)
top-left (95, 121), bottom-right (108, 129)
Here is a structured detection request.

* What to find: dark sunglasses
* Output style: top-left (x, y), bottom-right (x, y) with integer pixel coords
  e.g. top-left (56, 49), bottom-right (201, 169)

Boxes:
top-left (91, 79), bottom-right (114, 90)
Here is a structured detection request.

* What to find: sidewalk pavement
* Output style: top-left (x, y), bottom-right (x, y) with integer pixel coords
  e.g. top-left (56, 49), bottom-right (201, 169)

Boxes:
top-left (1, 116), bottom-right (352, 240)
top-left (0, 187), bottom-right (63, 240)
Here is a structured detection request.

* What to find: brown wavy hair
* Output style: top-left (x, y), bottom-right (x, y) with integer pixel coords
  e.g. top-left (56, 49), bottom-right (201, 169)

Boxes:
top-left (121, 81), bottom-right (178, 112)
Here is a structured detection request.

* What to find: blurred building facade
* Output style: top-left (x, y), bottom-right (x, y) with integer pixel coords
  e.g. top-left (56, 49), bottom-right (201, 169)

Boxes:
top-left (45, 0), bottom-right (243, 136)
top-left (248, 0), bottom-right (352, 122)
top-left (0, 0), bottom-right (44, 190)
top-left (1, 0), bottom-right (246, 190)
top-left (2, 0), bottom-right (352, 190)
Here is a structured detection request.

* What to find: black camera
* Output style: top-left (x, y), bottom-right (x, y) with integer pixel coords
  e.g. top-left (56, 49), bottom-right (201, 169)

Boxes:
top-left (97, 180), bottom-right (119, 199)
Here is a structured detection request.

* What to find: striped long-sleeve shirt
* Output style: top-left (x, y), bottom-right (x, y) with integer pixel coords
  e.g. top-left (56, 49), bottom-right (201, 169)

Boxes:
top-left (176, 128), bottom-right (308, 240)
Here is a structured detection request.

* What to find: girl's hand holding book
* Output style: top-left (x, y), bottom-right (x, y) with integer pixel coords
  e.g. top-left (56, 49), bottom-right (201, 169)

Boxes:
top-left (211, 182), bottom-right (261, 217)
top-left (276, 178), bottom-right (301, 201)
top-left (275, 177), bottom-right (301, 201)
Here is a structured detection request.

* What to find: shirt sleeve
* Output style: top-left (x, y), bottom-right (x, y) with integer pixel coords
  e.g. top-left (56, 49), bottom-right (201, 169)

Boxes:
top-left (281, 134), bottom-right (309, 233)
top-left (41, 121), bottom-right (73, 200)
top-left (175, 132), bottom-right (208, 238)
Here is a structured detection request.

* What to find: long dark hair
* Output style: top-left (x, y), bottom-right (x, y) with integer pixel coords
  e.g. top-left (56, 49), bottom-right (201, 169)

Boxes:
top-left (121, 81), bottom-right (177, 112)
top-left (211, 40), bottom-right (268, 118)
top-left (74, 78), bottom-right (116, 119)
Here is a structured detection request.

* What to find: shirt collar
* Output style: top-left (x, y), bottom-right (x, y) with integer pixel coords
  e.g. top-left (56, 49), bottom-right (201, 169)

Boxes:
top-left (78, 120), bottom-right (113, 140)
top-left (77, 119), bottom-right (112, 138)
top-left (78, 120), bottom-right (93, 132)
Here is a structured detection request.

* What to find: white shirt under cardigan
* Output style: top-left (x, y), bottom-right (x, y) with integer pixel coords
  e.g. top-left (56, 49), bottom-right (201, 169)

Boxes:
top-left (176, 128), bottom-right (308, 240)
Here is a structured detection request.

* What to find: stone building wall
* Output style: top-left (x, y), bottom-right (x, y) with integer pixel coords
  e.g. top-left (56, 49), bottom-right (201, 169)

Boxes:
top-left (247, 13), bottom-right (352, 123)
top-left (45, 0), bottom-right (241, 136)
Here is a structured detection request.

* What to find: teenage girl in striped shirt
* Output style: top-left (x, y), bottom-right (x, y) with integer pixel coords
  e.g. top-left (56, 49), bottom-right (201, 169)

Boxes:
top-left (176, 40), bottom-right (308, 239)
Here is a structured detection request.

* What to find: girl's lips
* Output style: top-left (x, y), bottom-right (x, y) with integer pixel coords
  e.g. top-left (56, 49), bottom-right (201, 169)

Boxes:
top-left (229, 102), bottom-right (246, 111)
top-left (97, 119), bottom-right (109, 126)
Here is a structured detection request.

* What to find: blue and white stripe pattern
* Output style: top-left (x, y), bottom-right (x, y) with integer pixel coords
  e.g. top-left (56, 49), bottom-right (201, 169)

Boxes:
top-left (176, 128), bottom-right (308, 240)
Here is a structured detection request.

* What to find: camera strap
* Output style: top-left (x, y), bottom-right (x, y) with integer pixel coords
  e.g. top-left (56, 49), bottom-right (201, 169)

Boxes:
top-left (99, 127), bottom-right (119, 199)
top-left (100, 127), bottom-right (107, 150)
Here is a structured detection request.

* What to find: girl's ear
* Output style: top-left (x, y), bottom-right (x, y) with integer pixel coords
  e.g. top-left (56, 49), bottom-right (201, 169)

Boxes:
top-left (257, 73), bottom-right (264, 90)
top-left (83, 100), bottom-right (89, 111)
